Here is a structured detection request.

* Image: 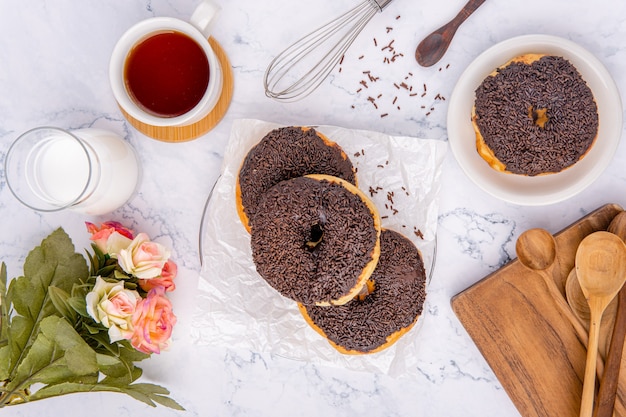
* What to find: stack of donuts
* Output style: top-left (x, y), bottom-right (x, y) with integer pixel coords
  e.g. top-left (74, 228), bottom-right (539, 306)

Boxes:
top-left (235, 126), bottom-right (427, 354)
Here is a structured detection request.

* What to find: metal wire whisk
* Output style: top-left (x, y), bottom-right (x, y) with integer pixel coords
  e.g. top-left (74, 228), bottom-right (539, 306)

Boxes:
top-left (263, 0), bottom-right (393, 102)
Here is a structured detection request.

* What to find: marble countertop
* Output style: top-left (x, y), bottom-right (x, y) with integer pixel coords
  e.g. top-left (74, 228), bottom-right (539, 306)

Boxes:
top-left (1, 0), bottom-right (626, 416)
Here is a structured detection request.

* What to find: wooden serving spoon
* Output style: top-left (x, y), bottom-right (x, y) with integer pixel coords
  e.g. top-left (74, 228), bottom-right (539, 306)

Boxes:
top-left (594, 212), bottom-right (626, 417)
top-left (516, 228), bottom-right (589, 345)
top-left (576, 231), bottom-right (626, 417)
top-left (415, 0), bottom-right (486, 67)
top-left (565, 268), bottom-right (616, 360)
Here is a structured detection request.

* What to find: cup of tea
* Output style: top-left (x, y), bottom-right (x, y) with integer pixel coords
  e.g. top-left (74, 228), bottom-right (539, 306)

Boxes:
top-left (5, 127), bottom-right (140, 215)
top-left (109, 0), bottom-right (222, 127)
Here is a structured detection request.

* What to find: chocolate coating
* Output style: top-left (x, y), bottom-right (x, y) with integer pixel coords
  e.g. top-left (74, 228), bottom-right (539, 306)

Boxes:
top-left (250, 176), bottom-right (378, 305)
top-left (302, 229), bottom-right (426, 353)
top-left (238, 126), bottom-right (356, 224)
top-left (474, 55), bottom-right (598, 176)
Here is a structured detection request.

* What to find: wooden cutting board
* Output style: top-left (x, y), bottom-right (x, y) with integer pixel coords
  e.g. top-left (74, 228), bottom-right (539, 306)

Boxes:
top-left (452, 203), bottom-right (626, 417)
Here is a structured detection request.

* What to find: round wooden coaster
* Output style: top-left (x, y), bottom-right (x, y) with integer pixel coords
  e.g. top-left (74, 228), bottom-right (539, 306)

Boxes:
top-left (119, 37), bottom-right (234, 143)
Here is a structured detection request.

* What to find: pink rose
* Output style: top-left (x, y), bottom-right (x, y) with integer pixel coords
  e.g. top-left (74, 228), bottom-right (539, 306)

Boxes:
top-left (85, 276), bottom-right (141, 342)
top-left (118, 233), bottom-right (170, 279)
top-left (130, 287), bottom-right (177, 354)
top-left (85, 221), bottom-right (134, 256)
top-left (139, 260), bottom-right (177, 293)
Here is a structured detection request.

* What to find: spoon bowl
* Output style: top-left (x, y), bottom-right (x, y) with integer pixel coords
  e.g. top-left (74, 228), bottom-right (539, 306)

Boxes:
top-left (415, 0), bottom-right (486, 67)
top-left (608, 211), bottom-right (626, 241)
top-left (516, 228), bottom-right (589, 345)
top-left (576, 232), bottom-right (626, 301)
top-left (516, 228), bottom-right (556, 270)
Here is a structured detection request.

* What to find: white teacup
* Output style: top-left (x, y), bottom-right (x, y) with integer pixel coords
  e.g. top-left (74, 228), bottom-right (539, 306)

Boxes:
top-left (109, 0), bottom-right (222, 127)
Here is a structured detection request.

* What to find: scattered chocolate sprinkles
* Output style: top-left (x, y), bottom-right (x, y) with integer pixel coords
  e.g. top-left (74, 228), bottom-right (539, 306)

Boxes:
top-left (302, 229), bottom-right (426, 353)
top-left (337, 13), bottom-right (451, 119)
top-left (238, 127), bottom-right (356, 224)
top-left (249, 176), bottom-right (379, 306)
top-left (473, 55), bottom-right (598, 176)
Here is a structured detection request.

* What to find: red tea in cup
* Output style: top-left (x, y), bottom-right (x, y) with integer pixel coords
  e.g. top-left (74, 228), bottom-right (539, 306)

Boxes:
top-left (110, 1), bottom-right (223, 128)
top-left (124, 31), bottom-right (210, 118)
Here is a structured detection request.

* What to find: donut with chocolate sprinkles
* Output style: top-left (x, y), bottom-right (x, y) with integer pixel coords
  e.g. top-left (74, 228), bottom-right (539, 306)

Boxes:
top-left (298, 229), bottom-right (426, 354)
top-left (236, 126), bottom-right (357, 232)
top-left (249, 174), bottom-right (381, 306)
top-left (472, 54), bottom-right (598, 176)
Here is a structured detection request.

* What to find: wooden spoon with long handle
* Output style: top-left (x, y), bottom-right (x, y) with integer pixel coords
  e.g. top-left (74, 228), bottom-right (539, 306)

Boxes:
top-left (516, 228), bottom-right (589, 344)
top-left (594, 212), bottom-right (626, 417)
top-left (576, 231), bottom-right (626, 417)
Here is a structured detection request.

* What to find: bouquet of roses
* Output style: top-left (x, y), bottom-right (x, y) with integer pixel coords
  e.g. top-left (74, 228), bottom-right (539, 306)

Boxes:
top-left (0, 222), bottom-right (182, 409)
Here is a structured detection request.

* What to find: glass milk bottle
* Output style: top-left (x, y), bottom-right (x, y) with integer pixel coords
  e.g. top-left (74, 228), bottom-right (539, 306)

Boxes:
top-left (5, 127), bottom-right (140, 215)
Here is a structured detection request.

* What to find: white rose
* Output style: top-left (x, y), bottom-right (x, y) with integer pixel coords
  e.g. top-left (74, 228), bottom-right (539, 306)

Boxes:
top-left (117, 233), bottom-right (170, 279)
top-left (85, 276), bottom-right (141, 342)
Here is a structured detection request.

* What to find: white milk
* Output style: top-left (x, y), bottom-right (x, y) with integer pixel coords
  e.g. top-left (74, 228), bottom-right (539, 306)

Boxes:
top-left (29, 134), bottom-right (92, 205)
top-left (25, 128), bottom-right (140, 215)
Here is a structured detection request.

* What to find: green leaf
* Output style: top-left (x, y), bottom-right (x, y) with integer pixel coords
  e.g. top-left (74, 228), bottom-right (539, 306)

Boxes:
top-left (3, 315), bottom-right (30, 374)
top-left (67, 296), bottom-right (88, 318)
top-left (47, 286), bottom-right (76, 323)
top-left (9, 274), bottom-right (38, 319)
top-left (83, 322), bottom-right (104, 335)
top-left (100, 366), bottom-right (142, 386)
top-left (0, 262), bottom-right (8, 345)
top-left (95, 353), bottom-right (128, 378)
top-left (85, 249), bottom-right (98, 276)
top-left (6, 316), bottom-right (98, 391)
top-left (117, 340), bottom-right (150, 363)
top-left (27, 381), bottom-right (185, 410)
top-left (100, 265), bottom-right (119, 277)
top-left (113, 270), bottom-right (130, 280)
top-left (0, 345), bottom-right (9, 380)
top-left (3, 228), bottom-right (88, 381)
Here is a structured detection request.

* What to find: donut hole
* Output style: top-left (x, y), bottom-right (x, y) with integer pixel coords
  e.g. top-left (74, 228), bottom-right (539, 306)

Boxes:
top-left (528, 105), bottom-right (549, 128)
top-left (305, 222), bottom-right (325, 251)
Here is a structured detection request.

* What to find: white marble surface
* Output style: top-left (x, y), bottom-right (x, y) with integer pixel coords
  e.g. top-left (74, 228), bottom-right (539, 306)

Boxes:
top-left (1, 0), bottom-right (625, 416)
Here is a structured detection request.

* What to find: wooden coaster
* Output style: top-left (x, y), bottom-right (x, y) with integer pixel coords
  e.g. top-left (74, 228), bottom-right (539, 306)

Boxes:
top-left (120, 37), bottom-right (234, 143)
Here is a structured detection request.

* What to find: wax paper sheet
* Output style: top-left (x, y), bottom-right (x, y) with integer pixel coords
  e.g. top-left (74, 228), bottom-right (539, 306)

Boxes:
top-left (191, 119), bottom-right (447, 377)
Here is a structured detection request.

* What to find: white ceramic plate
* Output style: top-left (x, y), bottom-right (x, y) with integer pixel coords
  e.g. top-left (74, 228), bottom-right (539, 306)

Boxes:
top-left (447, 34), bottom-right (623, 205)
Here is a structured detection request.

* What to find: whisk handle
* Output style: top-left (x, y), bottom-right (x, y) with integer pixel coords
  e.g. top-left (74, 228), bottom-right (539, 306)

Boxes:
top-left (369, 0), bottom-right (393, 12)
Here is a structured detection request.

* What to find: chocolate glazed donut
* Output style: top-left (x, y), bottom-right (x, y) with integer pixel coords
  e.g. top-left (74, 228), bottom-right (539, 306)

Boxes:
top-left (472, 55), bottom-right (598, 176)
top-left (236, 126), bottom-right (356, 233)
top-left (299, 228), bottom-right (427, 354)
top-left (249, 174), bottom-right (381, 307)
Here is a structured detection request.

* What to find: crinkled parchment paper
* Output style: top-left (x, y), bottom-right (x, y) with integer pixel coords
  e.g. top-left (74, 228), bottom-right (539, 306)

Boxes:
top-left (191, 119), bottom-right (447, 377)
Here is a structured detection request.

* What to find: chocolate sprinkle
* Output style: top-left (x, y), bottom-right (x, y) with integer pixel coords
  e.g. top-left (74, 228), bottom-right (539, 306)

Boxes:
top-left (474, 55), bottom-right (598, 176)
top-left (238, 127), bottom-right (356, 223)
top-left (250, 176), bottom-right (378, 305)
top-left (303, 229), bottom-right (426, 353)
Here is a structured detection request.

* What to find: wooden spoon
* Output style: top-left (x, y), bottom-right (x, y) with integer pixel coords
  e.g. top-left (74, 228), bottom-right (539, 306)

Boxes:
top-left (608, 210), bottom-right (626, 242)
top-left (594, 212), bottom-right (626, 417)
top-left (415, 0), bottom-right (486, 67)
top-left (566, 268), bottom-right (616, 359)
top-left (594, 288), bottom-right (626, 417)
top-left (516, 228), bottom-right (589, 345)
top-left (575, 231), bottom-right (626, 417)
